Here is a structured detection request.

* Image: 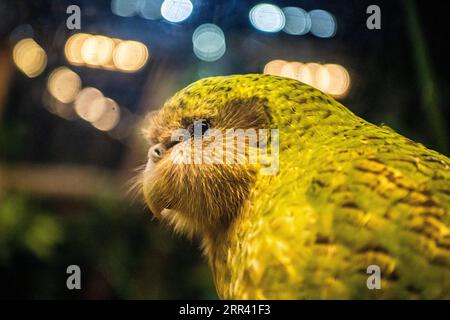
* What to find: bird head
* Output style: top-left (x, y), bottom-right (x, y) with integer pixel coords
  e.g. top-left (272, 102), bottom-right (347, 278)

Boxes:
top-left (141, 75), bottom-right (275, 239)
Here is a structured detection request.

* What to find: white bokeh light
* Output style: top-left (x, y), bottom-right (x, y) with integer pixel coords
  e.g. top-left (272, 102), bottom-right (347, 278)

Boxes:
top-left (161, 0), bottom-right (193, 23)
top-left (249, 4), bottom-right (285, 33)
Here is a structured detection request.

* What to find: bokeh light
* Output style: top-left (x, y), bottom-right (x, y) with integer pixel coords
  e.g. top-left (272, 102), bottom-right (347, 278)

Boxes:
top-left (74, 87), bottom-right (121, 131)
top-left (138, 0), bottom-right (163, 20)
top-left (81, 35), bottom-right (115, 67)
top-left (111, 0), bottom-right (139, 17)
top-left (92, 99), bottom-right (121, 132)
top-left (47, 67), bottom-right (82, 103)
top-left (280, 61), bottom-right (303, 79)
top-left (113, 40), bottom-right (149, 72)
top-left (263, 59), bottom-right (287, 76)
top-left (282, 7), bottom-right (311, 35)
top-left (321, 64), bottom-right (350, 98)
top-left (308, 10), bottom-right (337, 38)
top-left (161, 0), bottom-right (193, 23)
top-left (264, 60), bottom-right (350, 98)
top-left (74, 87), bottom-right (106, 122)
top-left (297, 63), bottom-right (314, 86)
top-left (75, 87), bottom-right (121, 131)
top-left (192, 24), bottom-right (226, 62)
top-left (65, 33), bottom-right (149, 72)
top-left (310, 63), bottom-right (330, 92)
top-left (12, 38), bottom-right (47, 78)
top-left (301, 63), bottom-right (323, 88)
top-left (64, 33), bottom-right (90, 66)
top-left (249, 4), bottom-right (285, 33)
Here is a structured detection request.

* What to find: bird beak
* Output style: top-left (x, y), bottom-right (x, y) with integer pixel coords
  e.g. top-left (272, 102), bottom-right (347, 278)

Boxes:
top-left (143, 141), bottom-right (181, 219)
top-left (143, 176), bottom-right (164, 219)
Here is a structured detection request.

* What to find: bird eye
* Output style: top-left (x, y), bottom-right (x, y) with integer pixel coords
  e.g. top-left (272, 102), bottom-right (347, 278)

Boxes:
top-left (187, 119), bottom-right (211, 137)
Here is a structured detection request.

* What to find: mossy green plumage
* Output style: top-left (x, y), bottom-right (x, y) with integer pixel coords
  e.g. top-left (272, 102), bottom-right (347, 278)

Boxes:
top-left (160, 74), bottom-right (450, 299)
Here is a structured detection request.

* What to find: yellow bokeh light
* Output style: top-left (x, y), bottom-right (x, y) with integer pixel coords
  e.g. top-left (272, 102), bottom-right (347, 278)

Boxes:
top-left (87, 96), bottom-right (110, 122)
top-left (65, 33), bottom-right (90, 65)
top-left (13, 38), bottom-right (47, 78)
top-left (113, 40), bottom-right (149, 72)
top-left (74, 87), bottom-right (106, 122)
top-left (263, 59), bottom-right (351, 98)
top-left (81, 35), bottom-right (114, 66)
top-left (96, 37), bottom-right (116, 66)
top-left (315, 66), bottom-right (331, 92)
top-left (65, 33), bottom-right (148, 72)
top-left (47, 67), bottom-right (81, 103)
top-left (309, 63), bottom-right (329, 92)
top-left (92, 98), bottom-right (120, 131)
top-left (280, 61), bottom-right (303, 80)
top-left (263, 59), bottom-right (287, 76)
top-left (103, 38), bottom-right (124, 70)
top-left (302, 63), bottom-right (323, 88)
top-left (296, 63), bottom-right (315, 87)
top-left (323, 64), bottom-right (351, 98)
top-left (80, 36), bottom-right (101, 65)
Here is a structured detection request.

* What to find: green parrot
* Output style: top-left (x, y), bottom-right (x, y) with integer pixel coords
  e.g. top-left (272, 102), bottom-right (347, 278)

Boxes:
top-left (141, 74), bottom-right (450, 299)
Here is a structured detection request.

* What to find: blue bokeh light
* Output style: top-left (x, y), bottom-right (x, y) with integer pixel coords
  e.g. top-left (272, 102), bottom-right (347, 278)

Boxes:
top-left (192, 24), bottom-right (226, 62)
top-left (111, 0), bottom-right (139, 17)
top-left (308, 10), bottom-right (337, 38)
top-left (138, 0), bottom-right (164, 20)
top-left (282, 7), bottom-right (311, 35)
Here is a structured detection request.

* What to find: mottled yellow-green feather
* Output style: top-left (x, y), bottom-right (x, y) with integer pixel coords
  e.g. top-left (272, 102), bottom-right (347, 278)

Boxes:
top-left (166, 74), bottom-right (450, 299)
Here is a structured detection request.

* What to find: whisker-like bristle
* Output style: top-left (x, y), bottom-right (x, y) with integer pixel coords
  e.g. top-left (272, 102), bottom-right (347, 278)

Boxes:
top-left (124, 164), bottom-right (147, 204)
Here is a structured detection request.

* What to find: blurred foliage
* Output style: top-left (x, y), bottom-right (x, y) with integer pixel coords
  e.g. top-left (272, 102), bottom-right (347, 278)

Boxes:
top-left (0, 194), bottom-right (62, 261)
top-left (0, 192), bottom-right (217, 299)
top-left (0, 124), bottom-right (26, 162)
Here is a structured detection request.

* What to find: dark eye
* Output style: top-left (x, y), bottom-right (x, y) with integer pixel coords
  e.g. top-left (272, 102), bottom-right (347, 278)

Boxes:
top-left (187, 119), bottom-right (211, 137)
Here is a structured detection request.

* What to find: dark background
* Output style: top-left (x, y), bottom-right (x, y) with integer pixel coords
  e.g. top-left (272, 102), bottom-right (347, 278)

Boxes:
top-left (0, 0), bottom-right (448, 299)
